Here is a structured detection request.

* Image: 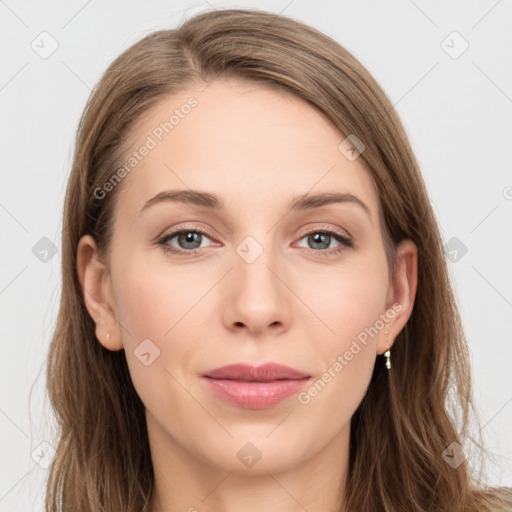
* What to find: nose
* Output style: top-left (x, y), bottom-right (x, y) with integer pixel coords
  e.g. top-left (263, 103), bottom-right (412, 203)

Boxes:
top-left (222, 242), bottom-right (292, 337)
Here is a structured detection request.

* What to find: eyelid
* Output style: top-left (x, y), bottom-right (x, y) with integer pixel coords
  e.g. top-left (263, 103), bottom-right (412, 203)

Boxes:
top-left (156, 222), bottom-right (215, 239)
top-left (295, 223), bottom-right (352, 241)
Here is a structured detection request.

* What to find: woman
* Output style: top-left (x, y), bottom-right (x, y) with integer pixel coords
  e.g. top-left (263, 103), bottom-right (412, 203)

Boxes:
top-left (45, 8), bottom-right (512, 512)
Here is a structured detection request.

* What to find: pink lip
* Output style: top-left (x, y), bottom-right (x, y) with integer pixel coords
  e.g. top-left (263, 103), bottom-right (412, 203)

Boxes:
top-left (201, 363), bottom-right (311, 409)
top-left (203, 363), bottom-right (309, 381)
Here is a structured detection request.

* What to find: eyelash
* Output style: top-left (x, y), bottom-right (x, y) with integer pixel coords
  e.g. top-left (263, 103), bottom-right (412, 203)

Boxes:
top-left (157, 223), bottom-right (353, 258)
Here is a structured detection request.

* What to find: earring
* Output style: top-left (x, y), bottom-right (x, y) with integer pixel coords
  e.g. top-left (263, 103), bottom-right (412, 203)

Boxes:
top-left (384, 330), bottom-right (391, 370)
top-left (107, 332), bottom-right (110, 343)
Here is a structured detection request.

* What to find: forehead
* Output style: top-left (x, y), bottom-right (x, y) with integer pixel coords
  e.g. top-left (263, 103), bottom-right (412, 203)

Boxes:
top-left (113, 78), bottom-right (380, 222)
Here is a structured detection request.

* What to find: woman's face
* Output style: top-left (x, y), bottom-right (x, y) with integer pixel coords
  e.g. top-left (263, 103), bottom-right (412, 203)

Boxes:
top-left (79, 77), bottom-right (416, 476)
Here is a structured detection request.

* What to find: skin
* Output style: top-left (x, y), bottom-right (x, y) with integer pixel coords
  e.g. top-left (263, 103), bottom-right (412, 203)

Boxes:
top-left (77, 77), bottom-right (418, 512)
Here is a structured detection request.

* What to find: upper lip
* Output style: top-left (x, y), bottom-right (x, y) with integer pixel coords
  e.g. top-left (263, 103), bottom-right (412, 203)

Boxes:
top-left (203, 363), bottom-right (310, 381)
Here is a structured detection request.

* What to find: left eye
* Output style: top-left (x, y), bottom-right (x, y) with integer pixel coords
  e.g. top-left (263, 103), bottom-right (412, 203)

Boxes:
top-left (297, 231), bottom-right (351, 251)
top-left (159, 230), bottom-right (213, 252)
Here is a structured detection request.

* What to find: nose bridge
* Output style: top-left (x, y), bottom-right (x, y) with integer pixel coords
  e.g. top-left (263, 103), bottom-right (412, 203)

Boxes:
top-left (224, 231), bottom-right (290, 332)
top-left (234, 232), bottom-right (281, 297)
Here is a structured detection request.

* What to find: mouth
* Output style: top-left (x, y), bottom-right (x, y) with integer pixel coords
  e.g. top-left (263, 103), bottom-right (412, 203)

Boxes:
top-left (202, 362), bottom-right (310, 381)
top-left (201, 363), bottom-right (311, 409)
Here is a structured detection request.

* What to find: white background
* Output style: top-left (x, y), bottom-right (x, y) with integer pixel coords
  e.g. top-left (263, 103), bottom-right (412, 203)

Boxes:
top-left (1, 1), bottom-right (511, 510)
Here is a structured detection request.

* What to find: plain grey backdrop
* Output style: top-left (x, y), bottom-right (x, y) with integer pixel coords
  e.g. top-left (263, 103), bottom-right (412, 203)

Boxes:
top-left (1, 0), bottom-right (511, 510)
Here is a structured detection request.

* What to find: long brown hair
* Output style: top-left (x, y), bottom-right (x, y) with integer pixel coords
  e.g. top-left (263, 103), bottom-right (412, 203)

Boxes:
top-left (45, 8), bottom-right (512, 511)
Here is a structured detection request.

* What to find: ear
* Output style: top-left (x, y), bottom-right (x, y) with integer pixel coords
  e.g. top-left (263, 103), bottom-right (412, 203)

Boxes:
top-left (377, 238), bottom-right (418, 355)
top-left (76, 234), bottom-right (123, 351)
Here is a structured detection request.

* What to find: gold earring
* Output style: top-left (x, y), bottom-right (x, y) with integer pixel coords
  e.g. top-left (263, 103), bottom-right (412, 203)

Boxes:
top-left (384, 330), bottom-right (391, 370)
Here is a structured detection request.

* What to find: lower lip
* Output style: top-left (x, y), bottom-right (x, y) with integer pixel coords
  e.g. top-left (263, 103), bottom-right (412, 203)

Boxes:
top-left (202, 377), bottom-right (310, 409)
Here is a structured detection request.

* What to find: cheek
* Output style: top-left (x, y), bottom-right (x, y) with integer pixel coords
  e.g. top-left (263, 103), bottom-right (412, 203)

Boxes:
top-left (306, 257), bottom-right (389, 348)
top-left (300, 254), bottom-right (388, 393)
top-left (111, 250), bottom-right (207, 345)
top-left (110, 257), bottom-right (204, 417)
top-left (295, 271), bottom-right (386, 429)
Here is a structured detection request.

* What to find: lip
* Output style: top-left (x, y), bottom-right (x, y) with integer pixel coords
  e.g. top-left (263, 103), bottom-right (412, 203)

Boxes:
top-left (201, 363), bottom-right (311, 409)
top-left (203, 363), bottom-right (310, 381)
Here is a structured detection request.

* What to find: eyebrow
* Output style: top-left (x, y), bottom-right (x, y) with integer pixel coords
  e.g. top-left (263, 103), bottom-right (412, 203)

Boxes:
top-left (141, 189), bottom-right (372, 222)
